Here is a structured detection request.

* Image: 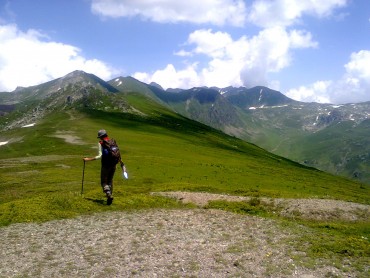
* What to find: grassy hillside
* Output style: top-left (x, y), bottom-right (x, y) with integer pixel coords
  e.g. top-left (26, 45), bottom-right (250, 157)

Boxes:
top-left (0, 92), bottom-right (368, 227)
top-left (1, 92), bottom-right (369, 275)
top-left (295, 120), bottom-right (370, 182)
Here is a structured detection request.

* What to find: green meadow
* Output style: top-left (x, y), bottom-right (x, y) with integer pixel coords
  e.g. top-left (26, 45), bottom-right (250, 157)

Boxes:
top-left (0, 92), bottom-right (368, 219)
top-left (0, 93), bottom-right (369, 273)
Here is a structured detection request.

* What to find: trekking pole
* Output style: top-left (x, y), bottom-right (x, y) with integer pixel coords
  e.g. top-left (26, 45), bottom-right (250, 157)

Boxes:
top-left (81, 160), bottom-right (86, 195)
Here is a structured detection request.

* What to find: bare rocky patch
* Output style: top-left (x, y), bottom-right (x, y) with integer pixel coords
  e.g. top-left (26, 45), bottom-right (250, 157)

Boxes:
top-left (0, 209), bottom-right (360, 278)
top-left (0, 155), bottom-right (79, 165)
top-left (51, 130), bottom-right (85, 145)
top-left (153, 191), bottom-right (370, 221)
top-left (0, 192), bottom-right (368, 277)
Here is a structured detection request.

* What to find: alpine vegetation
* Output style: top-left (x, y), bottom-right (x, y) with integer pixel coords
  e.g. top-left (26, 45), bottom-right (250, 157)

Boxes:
top-left (0, 71), bottom-right (369, 277)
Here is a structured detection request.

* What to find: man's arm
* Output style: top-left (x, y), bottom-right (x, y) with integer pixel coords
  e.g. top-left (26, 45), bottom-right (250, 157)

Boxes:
top-left (83, 143), bottom-right (102, 161)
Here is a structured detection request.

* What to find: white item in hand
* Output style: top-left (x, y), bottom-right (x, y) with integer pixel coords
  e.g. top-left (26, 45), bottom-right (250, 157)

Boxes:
top-left (123, 171), bottom-right (128, 179)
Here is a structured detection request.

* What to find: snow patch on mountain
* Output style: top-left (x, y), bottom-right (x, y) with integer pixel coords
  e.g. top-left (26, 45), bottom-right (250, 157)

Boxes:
top-left (22, 123), bottom-right (35, 128)
top-left (114, 78), bottom-right (122, 86)
top-left (249, 104), bottom-right (289, 110)
top-left (259, 88), bottom-right (263, 102)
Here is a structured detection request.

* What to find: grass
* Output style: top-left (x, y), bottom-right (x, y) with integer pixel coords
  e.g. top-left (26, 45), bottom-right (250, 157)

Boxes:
top-left (205, 198), bottom-right (369, 276)
top-left (0, 94), bottom-right (369, 275)
top-left (290, 221), bottom-right (369, 275)
top-left (0, 102), bottom-right (369, 224)
top-left (238, 106), bottom-right (370, 186)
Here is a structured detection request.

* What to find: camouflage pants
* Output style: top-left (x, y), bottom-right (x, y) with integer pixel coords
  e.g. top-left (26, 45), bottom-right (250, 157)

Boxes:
top-left (100, 164), bottom-right (116, 196)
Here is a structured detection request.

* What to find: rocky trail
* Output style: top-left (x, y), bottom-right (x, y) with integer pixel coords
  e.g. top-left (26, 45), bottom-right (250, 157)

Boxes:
top-left (0, 192), bottom-right (369, 277)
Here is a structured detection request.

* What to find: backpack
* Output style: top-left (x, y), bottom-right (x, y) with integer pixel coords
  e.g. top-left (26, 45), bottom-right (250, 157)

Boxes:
top-left (101, 138), bottom-right (121, 165)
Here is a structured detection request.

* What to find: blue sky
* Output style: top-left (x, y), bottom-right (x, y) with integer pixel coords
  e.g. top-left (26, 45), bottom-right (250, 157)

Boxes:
top-left (0, 0), bottom-right (369, 104)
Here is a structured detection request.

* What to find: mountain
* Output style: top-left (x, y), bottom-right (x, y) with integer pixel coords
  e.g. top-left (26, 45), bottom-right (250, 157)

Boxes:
top-left (0, 70), bottom-right (366, 197)
top-left (107, 76), bottom-right (370, 184)
top-left (0, 70), bottom-right (118, 104)
top-left (109, 78), bottom-right (244, 130)
top-left (1, 71), bottom-right (369, 184)
top-left (232, 101), bottom-right (370, 183)
top-left (0, 71), bottom-right (368, 278)
top-left (149, 86), bottom-right (244, 129)
top-left (222, 86), bottom-right (297, 108)
top-left (0, 71), bottom-right (128, 130)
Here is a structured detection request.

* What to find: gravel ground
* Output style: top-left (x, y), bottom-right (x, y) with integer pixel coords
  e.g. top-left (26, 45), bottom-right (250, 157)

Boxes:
top-left (0, 192), bottom-right (369, 278)
top-left (154, 192), bottom-right (370, 221)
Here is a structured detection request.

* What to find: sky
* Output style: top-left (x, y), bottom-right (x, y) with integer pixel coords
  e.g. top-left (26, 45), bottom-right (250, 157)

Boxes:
top-left (0, 0), bottom-right (369, 104)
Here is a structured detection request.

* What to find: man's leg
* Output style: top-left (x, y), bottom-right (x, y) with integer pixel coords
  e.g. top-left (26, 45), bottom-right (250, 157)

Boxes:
top-left (101, 166), bottom-right (114, 205)
top-left (100, 167), bottom-right (112, 205)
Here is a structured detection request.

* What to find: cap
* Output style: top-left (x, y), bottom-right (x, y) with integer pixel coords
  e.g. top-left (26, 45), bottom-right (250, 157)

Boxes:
top-left (97, 129), bottom-right (107, 138)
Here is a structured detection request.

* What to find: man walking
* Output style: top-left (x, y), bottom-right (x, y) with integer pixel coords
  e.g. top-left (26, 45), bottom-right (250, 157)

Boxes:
top-left (83, 129), bottom-right (125, 205)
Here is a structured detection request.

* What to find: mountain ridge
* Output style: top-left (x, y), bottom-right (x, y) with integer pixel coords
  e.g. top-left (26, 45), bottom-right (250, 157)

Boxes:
top-left (1, 70), bottom-right (369, 184)
top-left (1, 72), bottom-right (369, 278)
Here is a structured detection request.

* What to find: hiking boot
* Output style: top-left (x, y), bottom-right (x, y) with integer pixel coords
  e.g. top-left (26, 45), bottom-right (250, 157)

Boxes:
top-left (107, 195), bottom-right (114, 205)
top-left (106, 191), bottom-right (113, 205)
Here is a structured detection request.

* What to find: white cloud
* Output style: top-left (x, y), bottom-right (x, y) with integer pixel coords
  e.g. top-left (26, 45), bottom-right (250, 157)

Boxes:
top-left (345, 50), bottom-right (370, 80)
top-left (0, 24), bottom-right (117, 92)
top-left (248, 0), bottom-right (348, 28)
top-left (286, 50), bottom-right (370, 104)
top-left (91, 0), bottom-right (347, 28)
top-left (186, 29), bottom-right (234, 58)
top-left (134, 27), bottom-right (317, 89)
top-left (338, 50), bottom-right (370, 103)
top-left (134, 64), bottom-right (200, 89)
top-left (91, 0), bottom-right (247, 26)
top-left (241, 27), bottom-right (317, 87)
top-left (174, 50), bottom-right (193, 57)
top-left (286, 81), bottom-right (332, 103)
top-left (89, 0), bottom-right (367, 104)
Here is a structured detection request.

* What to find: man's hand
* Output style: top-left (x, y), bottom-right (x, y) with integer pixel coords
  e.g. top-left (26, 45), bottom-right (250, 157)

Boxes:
top-left (83, 157), bottom-right (94, 161)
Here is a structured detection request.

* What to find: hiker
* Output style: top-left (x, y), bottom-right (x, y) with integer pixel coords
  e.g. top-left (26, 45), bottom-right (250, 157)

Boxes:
top-left (83, 129), bottom-right (125, 205)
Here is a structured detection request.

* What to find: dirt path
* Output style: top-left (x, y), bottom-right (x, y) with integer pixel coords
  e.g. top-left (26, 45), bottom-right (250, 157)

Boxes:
top-left (0, 210), bottom-right (346, 278)
top-left (0, 192), bottom-right (369, 277)
top-left (153, 191), bottom-right (370, 221)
